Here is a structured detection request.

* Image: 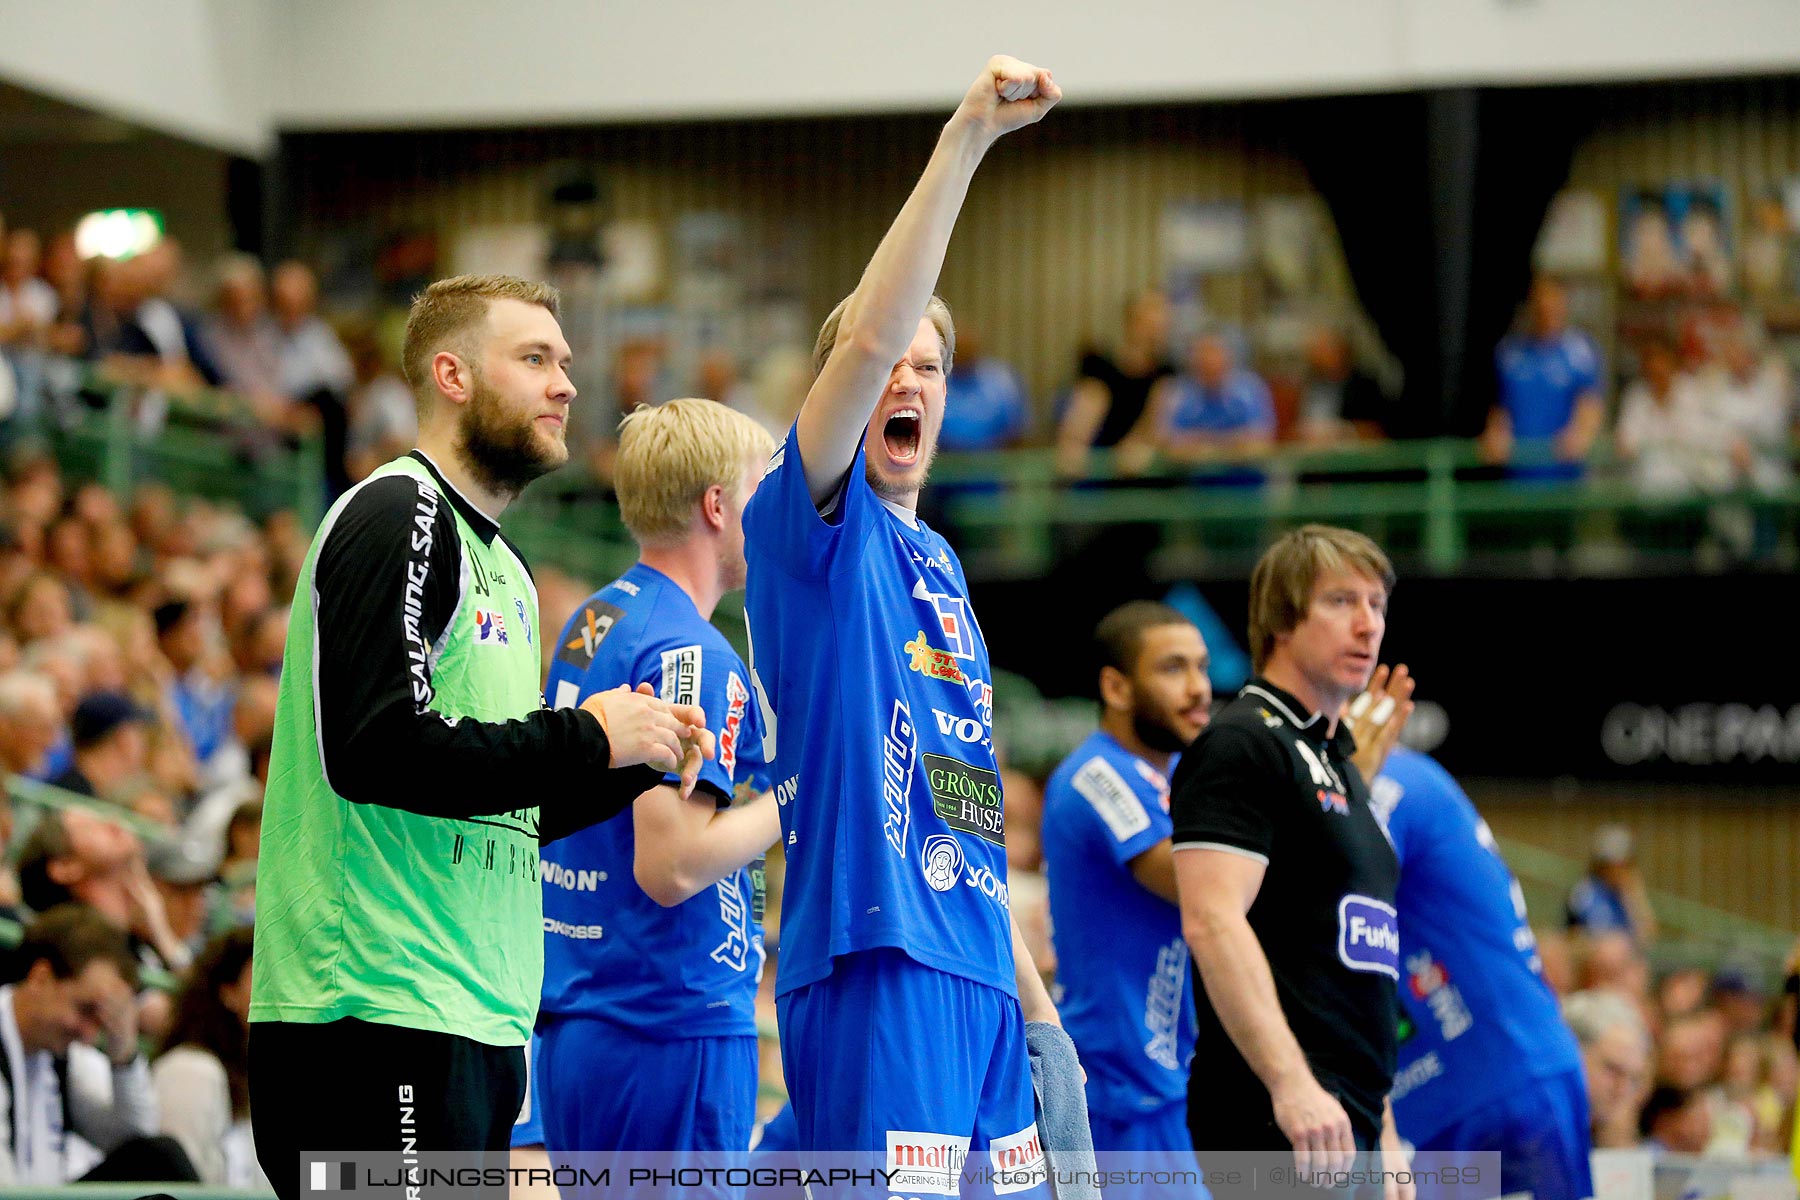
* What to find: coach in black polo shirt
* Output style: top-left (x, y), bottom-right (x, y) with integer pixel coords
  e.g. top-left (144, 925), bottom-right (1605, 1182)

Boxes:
top-left (1171, 525), bottom-right (1404, 1177)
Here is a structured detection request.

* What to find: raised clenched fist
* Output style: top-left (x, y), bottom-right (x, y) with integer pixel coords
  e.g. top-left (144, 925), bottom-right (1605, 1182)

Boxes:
top-left (952, 55), bottom-right (1062, 143)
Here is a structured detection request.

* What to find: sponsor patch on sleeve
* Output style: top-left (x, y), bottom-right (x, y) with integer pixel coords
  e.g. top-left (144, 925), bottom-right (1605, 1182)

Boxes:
top-left (556, 601), bottom-right (624, 668)
top-left (1071, 757), bottom-right (1152, 843)
top-left (659, 645), bottom-right (702, 706)
top-left (1337, 894), bottom-right (1400, 979)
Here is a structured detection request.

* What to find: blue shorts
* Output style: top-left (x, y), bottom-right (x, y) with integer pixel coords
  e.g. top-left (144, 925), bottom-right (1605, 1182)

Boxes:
top-left (1088, 1101), bottom-right (1208, 1200)
top-left (1414, 1069), bottom-right (1593, 1200)
top-left (777, 948), bottom-right (1048, 1198)
top-left (539, 1015), bottom-right (758, 1198)
top-left (511, 1032), bottom-right (545, 1148)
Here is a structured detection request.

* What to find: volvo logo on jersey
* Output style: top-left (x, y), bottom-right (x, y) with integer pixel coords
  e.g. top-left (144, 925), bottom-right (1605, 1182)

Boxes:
top-left (1336, 894), bottom-right (1400, 978)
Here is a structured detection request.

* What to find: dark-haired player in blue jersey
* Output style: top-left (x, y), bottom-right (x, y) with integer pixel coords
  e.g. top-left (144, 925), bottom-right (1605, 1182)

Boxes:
top-left (1042, 602), bottom-right (1212, 1194)
top-left (741, 55), bottom-right (1063, 1193)
top-left (1371, 746), bottom-right (1593, 1200)
top-left (539, 398), bottom-right (780, 1197)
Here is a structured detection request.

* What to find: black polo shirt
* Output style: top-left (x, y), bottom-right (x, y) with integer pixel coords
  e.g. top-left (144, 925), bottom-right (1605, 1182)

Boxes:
top-left (1170, 677), bottom-right (1399, 1144)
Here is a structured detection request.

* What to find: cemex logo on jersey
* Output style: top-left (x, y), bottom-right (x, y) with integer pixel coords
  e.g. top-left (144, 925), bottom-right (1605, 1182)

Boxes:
top-left (988, 1124), bottom-right (1047, 1195)
top-left (719, 673), bottom-right (749, 777)
top-left (474, 609), bottom-right (508, 645)
top-left (1317, 789), bottom-right (1349, 815)
top-left (911, 578), bottom-right (975, 660)
top-left (1337, 894), bottom-right (1400, 979)
top-left (884, 701), bottom-right (918, 857)
top-left (557, 601), bottom-right (623, 668)
top-left (924, 753), bottom-right (1004, 846)
top-left (920, 834), bottom-right (964, 892)
top-left (660, 646), bottom-right (701, 706)
top-left (904, 631), bottom-right (967, 685)
top-left (886, 1130), bottom-right (969, 1197)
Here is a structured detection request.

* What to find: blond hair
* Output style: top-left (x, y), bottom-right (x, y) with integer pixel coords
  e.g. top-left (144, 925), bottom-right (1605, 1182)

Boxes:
top-left (811, 294), bottom-right (956, 378)
top-left (1247, 525), bottom-right (1395, 671)
top-left (614, 398), bottom-right (777, 545)
top-left (401, 274), bottom-right (561, 397)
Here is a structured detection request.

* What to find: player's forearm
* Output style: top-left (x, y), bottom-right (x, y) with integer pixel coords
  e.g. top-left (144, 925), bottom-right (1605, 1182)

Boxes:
top-left (637, 789), bottom-right (780, 906)
top-left (1011, 913), bottom-right (1060, 1024)
top-left (1185, 901), bottom-right (1314, 1093)
top-left (796, 123), bottom-right (989, 498)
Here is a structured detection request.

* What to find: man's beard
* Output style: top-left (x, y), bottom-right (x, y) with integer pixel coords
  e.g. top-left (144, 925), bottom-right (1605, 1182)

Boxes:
top-left (457, 376), bottom-right (564, 499)
top-left (1131, 690), bottom-right (1193, 754)
top-left (864, 443), bottom-right (935, 504)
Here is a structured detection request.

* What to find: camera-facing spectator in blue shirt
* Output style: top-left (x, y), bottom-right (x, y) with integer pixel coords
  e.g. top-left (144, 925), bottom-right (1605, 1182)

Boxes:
top-left (940, 325), bottom-right (1031, 452)
top-left (1482, 277), bottom-right (1605, 481)
top-left (1123, 330), bottom-right (1274, 481)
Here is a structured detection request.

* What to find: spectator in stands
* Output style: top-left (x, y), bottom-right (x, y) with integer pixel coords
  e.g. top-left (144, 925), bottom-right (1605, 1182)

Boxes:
top-left (1711, 967), bottom-right (1771, 1038)
top-left (1481, 276), bottom-right (1604, 479)
top-left (214, 799), bottom-right (261, 930)
top-left (48, 693), bottom-right (151, 798)
top-left (1297, 323), bottom-right (1390, 444)
top-left (693, 346), bottom-right (753, 412)
top-left (940, 323), bottom-right (1031, 452)
top-left (1681, 196), bottom-right (1732, 299)
top-left (342, 326), bottom-right (416, 482)
top-left (1565, 988), bottom-right (1652, 1149)
top-left (1615, 335), bottom-right (1742, 497)
top-left (737, 345), bottom-right (812, 442)
top-left (16, 804), bottom-right (194, 975)
top-left (579, 336), bottom-right (671, 483)
top-left (0, 671), bottom-right (63, 779)
top-left (152, 927), bottom-right (262, 1188)
top-left (154, 600), bottom-right (233, 772)
top-left (1709, 321), bottom-right (1794, 495)
top-left (131, 239), bottom-right (222, 389)
top-left (0, 229), bottom-right (58, 348)
top-left (270, 261), bottom-right (353, 495)
top-left (1567, 824), bottom-right (1658, 944)
top-left (1624, 192), bottom-right (1686, 301)
top-left (0, 904), bottom-right (196, 1185)
top-left (1056, 289), bottom-right (1174, 477)
top-left (40, 232), bottom-right (86, 351)
top-left (1640, 1085), bottom-right (1712, 1155)
top-left (200, 255), bottom-right (283, 401)
top-left (9, 571), bottom-right (74, 646)
top-left (1133, 329), bottom-right (1276, 471)
top-left (1659, 1010), bottom-right (1729, 1092)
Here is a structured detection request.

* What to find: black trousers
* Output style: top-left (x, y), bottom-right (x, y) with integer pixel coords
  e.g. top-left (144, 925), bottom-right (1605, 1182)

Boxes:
top-left (250, 1018), bottom-right (526, 1200)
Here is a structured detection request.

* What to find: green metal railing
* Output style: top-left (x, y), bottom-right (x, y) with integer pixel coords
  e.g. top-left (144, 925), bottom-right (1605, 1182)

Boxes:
top-left (932, 438), bottom-right (1800, 576)
top-left (40, 377), bottom-right (326, 531)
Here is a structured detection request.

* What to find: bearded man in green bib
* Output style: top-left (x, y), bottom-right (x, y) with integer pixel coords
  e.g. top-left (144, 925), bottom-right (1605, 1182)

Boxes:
top-left (248, 274), bottom-right (713, 1199)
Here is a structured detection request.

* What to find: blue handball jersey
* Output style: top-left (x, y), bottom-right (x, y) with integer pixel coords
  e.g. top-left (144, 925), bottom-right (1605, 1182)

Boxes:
top-left (539, 562), bottom-right (771, 1038)
top-left (1042, 731), bottom-right (1195, 1116)
top-left (742, 427), bottom-right (1014, 999)
top-left (1373, 747), bottom-right (1583, 1142)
